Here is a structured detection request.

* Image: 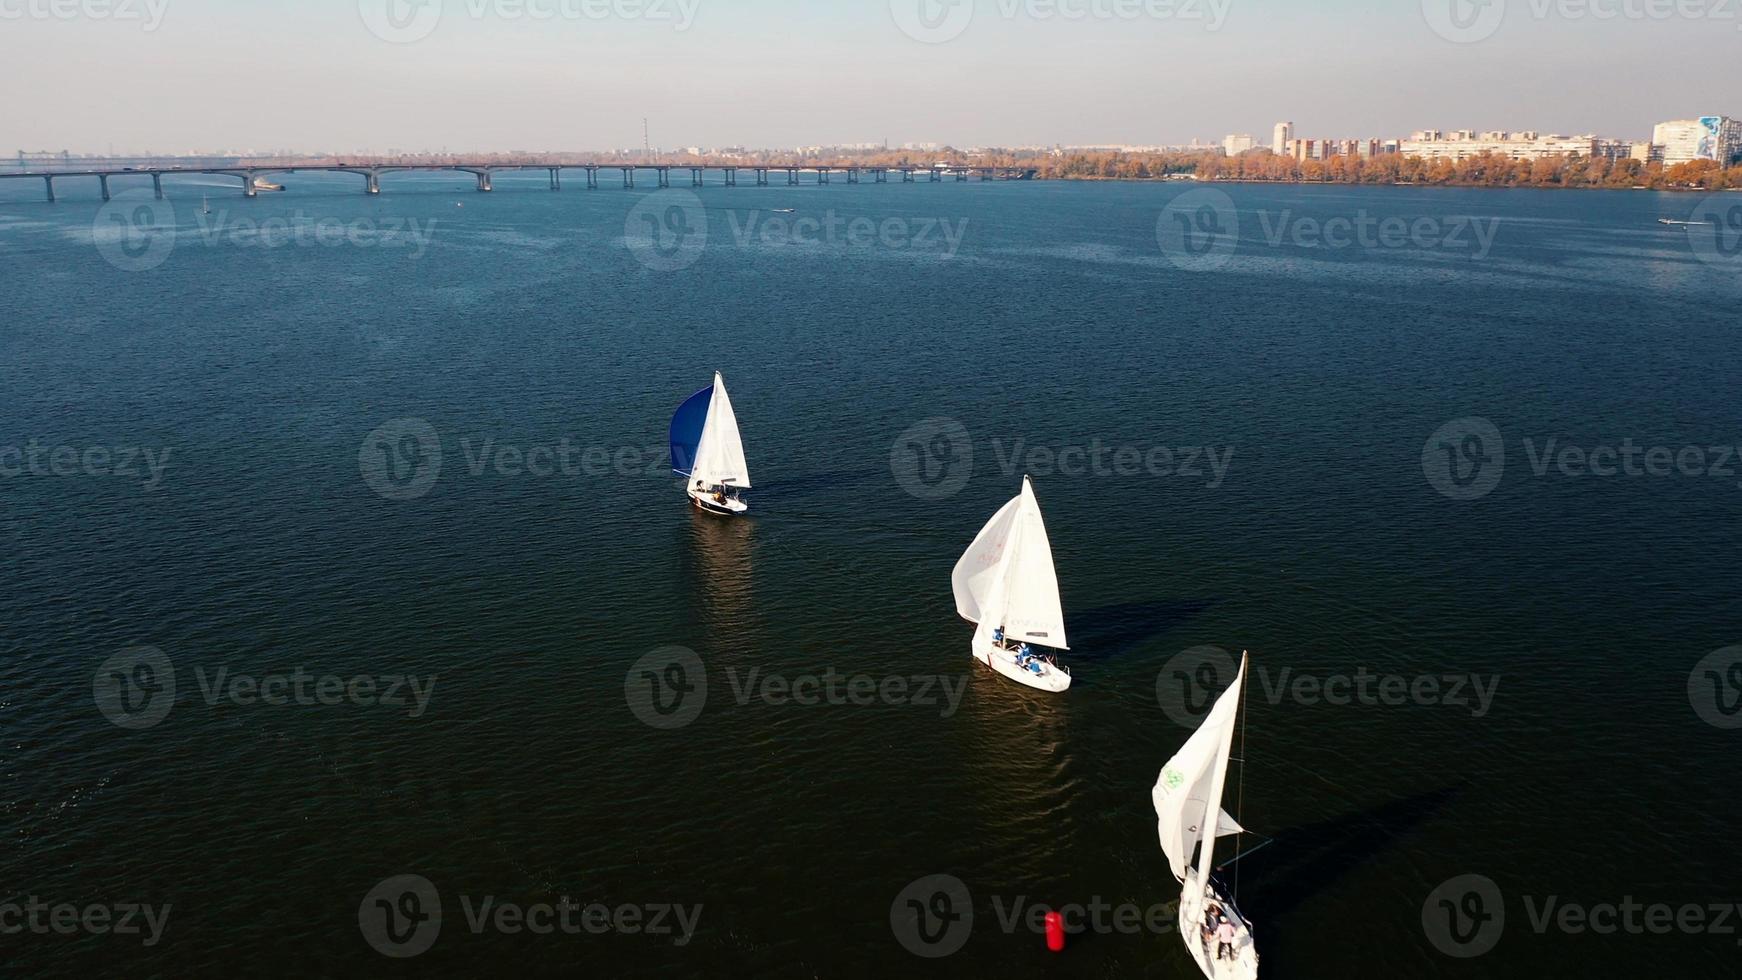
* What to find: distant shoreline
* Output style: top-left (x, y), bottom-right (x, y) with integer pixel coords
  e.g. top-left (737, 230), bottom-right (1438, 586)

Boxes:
top-left (1045, 175), bottom-right (1738, 193)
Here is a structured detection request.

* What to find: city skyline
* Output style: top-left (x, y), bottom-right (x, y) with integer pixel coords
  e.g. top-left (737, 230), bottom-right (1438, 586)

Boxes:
top-left (3, 0), bottom-right (1738, 153)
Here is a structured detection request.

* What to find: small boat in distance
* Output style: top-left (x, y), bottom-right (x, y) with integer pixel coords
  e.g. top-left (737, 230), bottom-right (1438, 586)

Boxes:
top-left (1153, 653), bottom-right (1261, 980)
top-left (1659, 218), bottom-right (1699, 226)
top-left (771, 208), bottom-right (795, 214)
top-left (670, 372), bottom-right (751, 516)
top-left (252, 178), bottom-right (285, 193)
top-left (951, 477), bottom-right (1072, 692)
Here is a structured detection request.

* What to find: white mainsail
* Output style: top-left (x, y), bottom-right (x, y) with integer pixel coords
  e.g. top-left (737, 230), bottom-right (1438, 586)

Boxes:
top-left (1153, 655), bottom-right (1248, 882)
top-left (691, 372), bottom-right (751, 489)
top-left (949, 478), bottom-right (1068, 650)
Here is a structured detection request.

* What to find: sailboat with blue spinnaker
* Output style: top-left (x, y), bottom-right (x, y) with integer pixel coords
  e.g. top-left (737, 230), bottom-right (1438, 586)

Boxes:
top-left (670, 372), bottom-right (751, 516)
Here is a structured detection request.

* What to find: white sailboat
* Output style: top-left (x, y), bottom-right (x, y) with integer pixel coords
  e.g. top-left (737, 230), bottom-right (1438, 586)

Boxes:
top-left (950, 477), bottom-right (1072, 692)
top-left (1153, 653), bottom-right (1260, 980)
top-left (669, 372), bottom-right (751, 516)
top-left (202, 194), bottom-right (211, 215)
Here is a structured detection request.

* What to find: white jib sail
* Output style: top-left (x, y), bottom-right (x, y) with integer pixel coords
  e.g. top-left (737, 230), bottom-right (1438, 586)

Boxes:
top-left (1000, 478), bottom-right (1068, 650)
top-left (951, 479), bottom-right (1067, 650)
top-left (692, 372), bottom-right (751, 489)
top-left (1153, 655), bottom-right (1248, 882)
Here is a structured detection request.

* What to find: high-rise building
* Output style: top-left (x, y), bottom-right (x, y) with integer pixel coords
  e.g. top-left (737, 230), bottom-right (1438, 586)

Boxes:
top-left (1652, 117), bottom-right (1742, 166)
top-left (1273, 121), bottom-right (1294, 155)
top-left (1223, 134), bottom-right (1257, 156)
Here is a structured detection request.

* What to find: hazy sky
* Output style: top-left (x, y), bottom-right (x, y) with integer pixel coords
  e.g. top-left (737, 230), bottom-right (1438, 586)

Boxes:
top-left (3, 0), bottom-right (1737, 153)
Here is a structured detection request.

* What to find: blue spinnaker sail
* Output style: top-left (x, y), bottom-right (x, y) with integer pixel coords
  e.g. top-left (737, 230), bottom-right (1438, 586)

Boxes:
top-left (669, 385), bottom-right (713, 478)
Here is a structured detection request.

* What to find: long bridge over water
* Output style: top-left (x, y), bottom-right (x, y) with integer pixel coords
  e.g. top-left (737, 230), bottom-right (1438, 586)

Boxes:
top-left (0, 162), bottom-right (1038, 202)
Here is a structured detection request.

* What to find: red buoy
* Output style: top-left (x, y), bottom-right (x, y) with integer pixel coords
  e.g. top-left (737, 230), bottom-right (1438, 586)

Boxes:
top-left (1045, 910), bottom-right (1066, 953)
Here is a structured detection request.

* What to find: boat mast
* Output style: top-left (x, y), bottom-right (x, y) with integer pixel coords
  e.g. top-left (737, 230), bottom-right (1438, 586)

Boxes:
top-left (1193, 655), bottom-right (1245, 907)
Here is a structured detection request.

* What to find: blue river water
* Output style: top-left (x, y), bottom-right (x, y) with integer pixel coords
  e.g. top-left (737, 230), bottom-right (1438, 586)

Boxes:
top-left (2, 171), bottom-right (1740, 977)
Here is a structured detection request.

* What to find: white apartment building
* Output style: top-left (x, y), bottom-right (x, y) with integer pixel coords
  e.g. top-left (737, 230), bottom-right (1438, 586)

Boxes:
top-left (1652, 118), bottom-right (1742, 167)
top-left (1273, 121), bottom-right (1293, 155)
top-left (1400, 130), bottom-right (1599, 162)
top-left (1223, 134), bottom-right (1257, 156)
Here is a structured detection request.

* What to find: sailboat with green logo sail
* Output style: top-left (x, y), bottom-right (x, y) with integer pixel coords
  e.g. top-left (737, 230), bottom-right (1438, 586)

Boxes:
top-left (1153, 653), bottom-right (1260, 979)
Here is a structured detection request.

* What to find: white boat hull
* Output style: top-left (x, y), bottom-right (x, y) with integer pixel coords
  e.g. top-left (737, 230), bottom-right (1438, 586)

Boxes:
top-left (970, 633), bottom-right (1071, 693)
top-left (1178, 869), bottom-right (1259, 980)
top-left (688, 487), bottom-right (748, 516)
